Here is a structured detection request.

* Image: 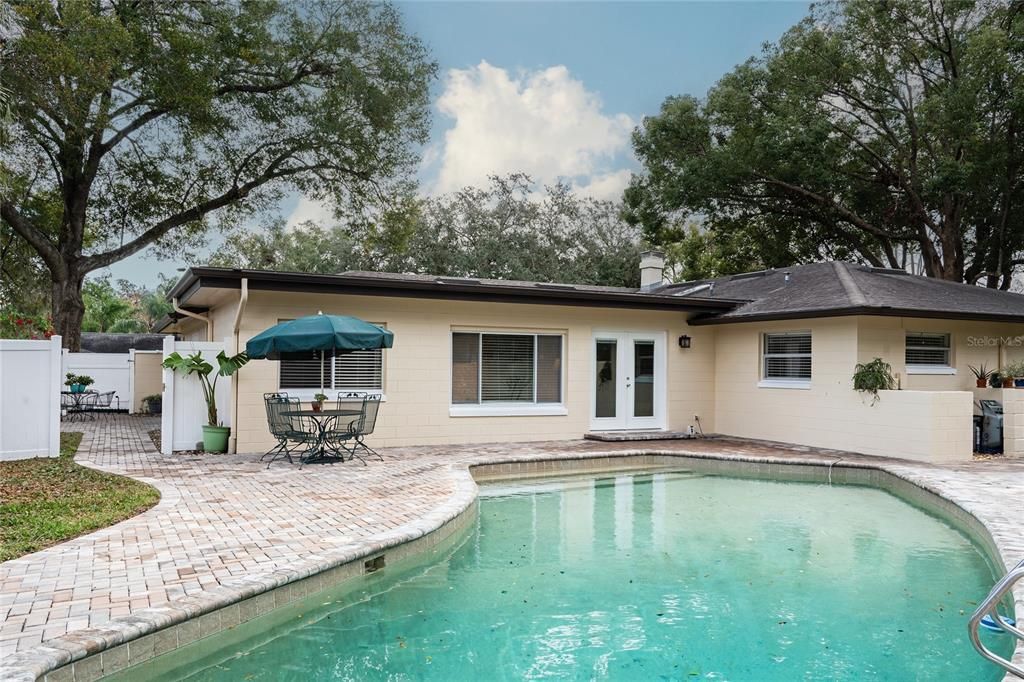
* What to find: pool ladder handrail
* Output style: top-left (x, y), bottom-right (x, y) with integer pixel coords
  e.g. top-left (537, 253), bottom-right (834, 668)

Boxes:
top-left (968, 558), bottom-right (1024, 679)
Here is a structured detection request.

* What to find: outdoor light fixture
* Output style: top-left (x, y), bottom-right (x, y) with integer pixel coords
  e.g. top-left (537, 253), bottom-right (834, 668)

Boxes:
top-left (678, 335), bottom-right (692, 349)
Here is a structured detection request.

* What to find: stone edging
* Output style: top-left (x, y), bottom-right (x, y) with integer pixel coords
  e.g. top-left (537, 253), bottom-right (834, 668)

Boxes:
top-left (5, 449), bottom-right (1021, 682)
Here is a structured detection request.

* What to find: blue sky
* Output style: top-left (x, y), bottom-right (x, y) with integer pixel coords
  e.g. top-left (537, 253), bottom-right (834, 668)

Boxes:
top-left (103, 1), bottom-right (811, 287)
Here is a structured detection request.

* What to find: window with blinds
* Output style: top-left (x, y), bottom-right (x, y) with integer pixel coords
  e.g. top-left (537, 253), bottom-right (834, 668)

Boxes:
top-left (278, 321), bottom-right (385, 392)
top-left (451, 332), bottom-right (563, 404)
top-left (905, 332), bottom-right (951, 366)
top-left (762, 332), bottom-right (812, 381)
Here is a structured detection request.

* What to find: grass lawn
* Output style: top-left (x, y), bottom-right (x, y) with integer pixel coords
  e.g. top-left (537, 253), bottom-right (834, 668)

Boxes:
top-left (0, 432), bottom-right (160, 562)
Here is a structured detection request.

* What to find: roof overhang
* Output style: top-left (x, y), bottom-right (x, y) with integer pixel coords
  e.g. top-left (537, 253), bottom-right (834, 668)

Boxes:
top-left (689, 306), bottom-right (1024, 326)
top-left (167, 267), bottom-right (743, 315)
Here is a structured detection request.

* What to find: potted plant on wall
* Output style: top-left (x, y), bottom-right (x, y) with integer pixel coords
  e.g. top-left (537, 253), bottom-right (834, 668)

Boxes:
top-left (312, 392), bottom-right (328, 412)
top-left (969, 364), bottom-right (994, 389)
top-left (162, 350), bottom-right (249, 453)
top-left (1006, 361), bottom-right (1024, 388)
top-left (1002, 369), bottom-right (1016, 388)
top-left (852, 357), bottom-right (896, 405)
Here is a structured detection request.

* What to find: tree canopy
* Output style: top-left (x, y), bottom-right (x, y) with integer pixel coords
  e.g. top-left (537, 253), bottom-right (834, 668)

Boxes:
top-left (626, 0), bottom-right (1024, 287)
top-left (0, 0), bottom-right (435, 349)
top-left (210, 175), bottom-right (644, 288)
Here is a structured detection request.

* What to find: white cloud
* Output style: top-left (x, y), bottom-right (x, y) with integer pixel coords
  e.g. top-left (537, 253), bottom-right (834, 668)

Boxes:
top-left (428, 61), bottom-right (635, 200)
top-left (285, 194), bottom-right (335, 230)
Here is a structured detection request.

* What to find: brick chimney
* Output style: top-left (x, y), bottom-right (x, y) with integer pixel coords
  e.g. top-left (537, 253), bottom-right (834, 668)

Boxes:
top-left (640, 250), bottom-right (666, 289)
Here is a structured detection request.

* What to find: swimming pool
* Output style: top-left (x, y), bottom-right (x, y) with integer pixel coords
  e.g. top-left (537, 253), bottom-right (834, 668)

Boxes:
top-left (114, 469), bottom-right (1013, 680)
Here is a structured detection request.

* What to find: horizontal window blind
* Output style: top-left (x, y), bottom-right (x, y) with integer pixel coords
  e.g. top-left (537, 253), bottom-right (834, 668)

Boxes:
top-left (334, 349), bottom-right (383, 390)
top-left (280, 351), bottom-right (329, 389)
top-left (905, 333), bottom-right (951, 366)
top-left (451, 332), bottom-right (563, 405)
top-left (763, 332), bottom-right (812, 380)
top-left (481, 334), bottom-right (535, 402)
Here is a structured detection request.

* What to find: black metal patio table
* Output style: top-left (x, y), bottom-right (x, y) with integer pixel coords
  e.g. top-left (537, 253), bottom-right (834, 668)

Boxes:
top-left (61, 390), bottom-right (98, 421)
top-left (282, 408), bottom-right (362, 464)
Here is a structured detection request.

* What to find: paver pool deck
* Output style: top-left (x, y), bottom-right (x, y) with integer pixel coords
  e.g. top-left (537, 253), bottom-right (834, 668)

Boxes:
top-left (2, 414), bottom-right (1022, 680)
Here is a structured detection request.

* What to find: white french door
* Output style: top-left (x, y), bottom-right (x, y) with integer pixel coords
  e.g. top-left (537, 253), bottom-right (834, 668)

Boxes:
top-left (590, 331), bottom-right (666, 431)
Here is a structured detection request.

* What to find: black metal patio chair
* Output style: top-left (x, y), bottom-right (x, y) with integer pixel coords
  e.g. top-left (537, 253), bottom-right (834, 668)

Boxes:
top-left (262, 393), bottom-right (316, 467)
top-left (327, 393), bottom-right (383, 464)
top-left (88, 391), bottom-right (118, 416)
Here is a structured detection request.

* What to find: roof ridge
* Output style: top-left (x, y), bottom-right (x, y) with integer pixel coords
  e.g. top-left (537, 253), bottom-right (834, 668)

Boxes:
top-left (833, 261), bottom-right (868, 307)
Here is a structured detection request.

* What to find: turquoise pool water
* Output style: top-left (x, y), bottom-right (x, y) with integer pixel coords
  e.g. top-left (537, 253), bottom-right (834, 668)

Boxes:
top-left (128, 471), bottom-right (1013, 681)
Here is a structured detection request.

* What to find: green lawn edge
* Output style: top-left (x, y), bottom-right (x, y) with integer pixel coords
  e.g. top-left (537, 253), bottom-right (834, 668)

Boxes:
top-left (0, 432), bottom-right (161, 562)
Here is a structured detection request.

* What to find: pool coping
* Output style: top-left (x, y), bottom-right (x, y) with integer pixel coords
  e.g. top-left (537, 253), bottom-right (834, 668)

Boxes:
top-left (4, 447), bottom-right (1022, 682)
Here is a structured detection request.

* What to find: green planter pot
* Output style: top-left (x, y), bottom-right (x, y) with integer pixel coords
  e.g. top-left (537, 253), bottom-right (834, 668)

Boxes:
top-left (202, 425), bottom-right (231, 453)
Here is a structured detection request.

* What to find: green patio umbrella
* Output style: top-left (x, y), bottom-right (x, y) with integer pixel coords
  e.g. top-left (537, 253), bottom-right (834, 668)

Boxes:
top-left (246, 313), bottom-right (394, 392)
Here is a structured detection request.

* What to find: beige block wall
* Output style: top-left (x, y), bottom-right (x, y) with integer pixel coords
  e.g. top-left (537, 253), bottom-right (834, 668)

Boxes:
top-left (201, 290), bottom-right (717, 453)
top-left (131, 351), bottom-right (164, 412)
top-left (1000, 389), bottom-right (1024, 458)
top-left (856, 316), bottom-right (1024, 391)
top-left (713, 317), bottom-right (973, 462)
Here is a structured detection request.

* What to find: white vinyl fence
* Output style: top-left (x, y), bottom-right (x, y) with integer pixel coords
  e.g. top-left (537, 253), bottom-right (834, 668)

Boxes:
top-left (62, 352), bottom-right (130, 410)
top-left (0, 336), bottom-right (62, 460)
top-left (161, 337), bottom-right (231, 454)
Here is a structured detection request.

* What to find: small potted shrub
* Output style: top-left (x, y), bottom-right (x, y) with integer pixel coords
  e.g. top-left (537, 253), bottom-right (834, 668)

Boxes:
top-left (162, 350), bottom-right (248, 453)
top-left (852, 357), bottom-right (896, 405)
top-left (969, 364), bottom-right (994, 389)
top-left (65, 373), bottom-right (94, 393)
top-left (1003, 370), bottom-right (1016, 388)
top-left (142, 394), bottom-right (162, 414)
top-left (1006, 361), bottom-right (1024, 388)
top-left (990, 371), bottom-right (1004, 388)
top-left (312, 392), bottom-right (328, 412)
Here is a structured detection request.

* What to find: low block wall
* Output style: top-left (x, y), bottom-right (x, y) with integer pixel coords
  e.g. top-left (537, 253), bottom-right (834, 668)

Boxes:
top-left (1001, 389), bottom-right (1024, 458)
top-left (718, 389), bottom-right (973, 463)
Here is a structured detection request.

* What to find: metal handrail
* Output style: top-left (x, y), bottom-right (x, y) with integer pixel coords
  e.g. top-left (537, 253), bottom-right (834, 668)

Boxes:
top-left (968, 558), bottom-right (1024, 679)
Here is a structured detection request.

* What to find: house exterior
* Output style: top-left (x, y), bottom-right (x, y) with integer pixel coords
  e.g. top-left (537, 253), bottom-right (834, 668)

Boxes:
top-left (156, 255), bottom-right (1024, 462)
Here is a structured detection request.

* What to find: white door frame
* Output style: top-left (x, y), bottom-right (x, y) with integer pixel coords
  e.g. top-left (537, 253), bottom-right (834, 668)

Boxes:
top-left (589, 330), bottom-right (667, 431)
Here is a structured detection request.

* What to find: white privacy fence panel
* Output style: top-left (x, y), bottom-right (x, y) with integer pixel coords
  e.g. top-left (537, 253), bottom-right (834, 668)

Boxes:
top-left (62, 352), bottom-right (130, 409)
top-left (0, 336), bottom-right (62, 460)
top-left (161, 338), bottom-right (231, 454)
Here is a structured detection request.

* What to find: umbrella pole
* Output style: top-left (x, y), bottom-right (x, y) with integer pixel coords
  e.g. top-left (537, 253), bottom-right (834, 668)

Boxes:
top-left (321, 349), bottom-right (326, 394)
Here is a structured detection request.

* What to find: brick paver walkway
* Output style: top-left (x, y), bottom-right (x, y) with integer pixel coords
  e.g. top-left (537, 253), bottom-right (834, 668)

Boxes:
top-left (2, 414), bottom-right (1022, 679)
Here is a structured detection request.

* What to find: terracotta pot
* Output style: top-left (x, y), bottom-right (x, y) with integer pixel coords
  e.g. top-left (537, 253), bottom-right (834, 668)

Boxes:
top-left (311, 401), bottom-right (323, 412)
top-left (976, 379), bottom-right (988, 388)
top-left (1003, 377), bottom-right (1014, 388)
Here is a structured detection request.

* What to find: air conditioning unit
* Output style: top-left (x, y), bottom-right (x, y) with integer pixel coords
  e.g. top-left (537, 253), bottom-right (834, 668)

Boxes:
top-left (976, 400), bottom-right (1003, 454)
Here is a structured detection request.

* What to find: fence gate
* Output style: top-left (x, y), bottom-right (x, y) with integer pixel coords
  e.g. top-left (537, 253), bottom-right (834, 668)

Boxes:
top-left (161, 337), bottom-right (230, 455)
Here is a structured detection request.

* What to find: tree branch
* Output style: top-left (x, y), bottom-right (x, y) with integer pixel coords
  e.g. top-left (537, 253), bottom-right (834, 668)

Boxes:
top-left (0, 202), bottom-right (64, 277)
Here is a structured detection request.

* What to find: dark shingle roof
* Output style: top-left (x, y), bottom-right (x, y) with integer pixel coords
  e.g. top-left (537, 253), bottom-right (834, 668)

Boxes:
top-left (668, 262), bottom-right (1024, 324)
top-left (79, 333), bottom-right (167, 354)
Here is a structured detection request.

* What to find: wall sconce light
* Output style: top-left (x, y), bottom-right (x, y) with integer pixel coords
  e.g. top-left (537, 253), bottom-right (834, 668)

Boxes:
top-left (678, 334), bottom-right (692, 349)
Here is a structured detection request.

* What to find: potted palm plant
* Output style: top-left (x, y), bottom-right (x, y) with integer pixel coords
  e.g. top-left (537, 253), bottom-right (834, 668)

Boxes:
top-left (969, 364), bottom-right (994, 389)
top-left (312, 392), bottom-right (328, 412)
top-left (162, 350), bottom-right (249, 453)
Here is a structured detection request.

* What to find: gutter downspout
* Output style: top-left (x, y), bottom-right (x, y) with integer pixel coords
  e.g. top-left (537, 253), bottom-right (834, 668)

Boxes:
top-left (229, 278), bottom-right (248, 454)
top-left (172, 298), bottom-right (214, 342)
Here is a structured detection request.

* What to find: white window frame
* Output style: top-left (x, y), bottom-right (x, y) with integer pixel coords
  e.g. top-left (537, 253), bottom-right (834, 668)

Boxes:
top-left (758, 331), bottom-right (812, 389)
top-left (905, 332), bottom-right (955, 375)
top-left (277, 320), bottom-right (387, 400)
top-left (449, 331), bottom-right (567, 417)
